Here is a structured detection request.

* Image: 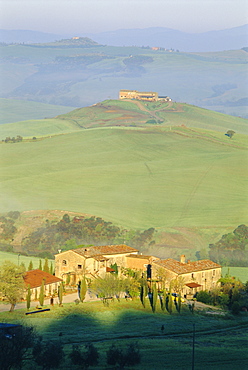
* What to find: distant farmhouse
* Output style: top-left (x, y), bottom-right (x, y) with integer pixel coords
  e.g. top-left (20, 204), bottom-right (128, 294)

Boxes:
top-left (55, 245), bottom-right (221, 298)
top-left (119, 89), bottom-right (172, 102)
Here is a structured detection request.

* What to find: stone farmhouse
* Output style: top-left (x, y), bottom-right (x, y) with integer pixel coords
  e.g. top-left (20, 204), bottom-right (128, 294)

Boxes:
top-left (55, 244), bottom-right (138, 284)
top-left (119, 89), bottom-right (172, 102)
top-left (24, 269), bottom-right (62, 300)
top-left (54, 244), bottom-right (221, 297)
top-left (152, 255), bottom-right (221, 297)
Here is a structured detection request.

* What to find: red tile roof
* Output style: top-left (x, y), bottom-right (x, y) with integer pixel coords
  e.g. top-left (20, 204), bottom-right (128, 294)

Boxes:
top-left (154, 258), bottom-right (220, 274)
top-left (24, 269), bottom-right (62, 289)
top-left (186, 282), bottom-right (202, 288)
top-left (72, 244), bottom-right (138, 258)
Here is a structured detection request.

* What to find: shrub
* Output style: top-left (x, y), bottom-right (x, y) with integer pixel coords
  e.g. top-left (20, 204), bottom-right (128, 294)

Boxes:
top-left (196, 290), bottom-right (212, 304)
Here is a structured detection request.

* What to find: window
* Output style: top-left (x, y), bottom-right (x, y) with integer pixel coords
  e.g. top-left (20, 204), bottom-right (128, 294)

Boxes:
top-left (62, 260), bottom-right (67, 266)
top-left (78, 264), bottom-right (82, 269)
top-left (191, 273), bottom-right (194, 279)
top-left (213, 270), bottom-right (215, 276)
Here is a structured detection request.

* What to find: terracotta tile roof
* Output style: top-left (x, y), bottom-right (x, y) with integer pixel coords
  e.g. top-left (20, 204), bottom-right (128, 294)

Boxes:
top-left (186, 282), bottom-right (202, 288)
top-left (24, 269), bottom-right (62, 289)
top-left (154, 258), bottom-right (220, 274)
top-left (72, 244), bottom-right (138, 258)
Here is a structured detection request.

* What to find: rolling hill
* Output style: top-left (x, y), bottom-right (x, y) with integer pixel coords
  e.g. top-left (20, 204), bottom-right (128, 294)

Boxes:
top-left (0, 100), bottom-right (247, 235)
top-left (0, 99), bottom-right (247, 138)
top-left (0, 41), bottom-right (247, 118)
top-left (0, 98), bottom-right (76, 125)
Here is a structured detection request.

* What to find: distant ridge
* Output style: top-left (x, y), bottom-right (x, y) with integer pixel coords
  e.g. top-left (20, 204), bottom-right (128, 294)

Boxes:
top-left (0, 29), bottom-right (64, 44)
top-left (86, 24), bottom-right (248, 52)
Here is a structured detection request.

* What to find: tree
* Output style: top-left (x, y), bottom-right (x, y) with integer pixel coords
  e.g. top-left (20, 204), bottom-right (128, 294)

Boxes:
top-left (225, 130), bottom-right (235, 138)
top-left (26, 285), bottom-right (31, 310)
top-left (140, 278), bottom-right (148, 308)
top-left (106, 342), bottom-right (141, 368)
top-left (69, 343), bottom-right (99, 369)
top-left (152, 283), bottom-right (158, 313)
top-left (28, 260), bottom-right (34, 270)
top-left (0, 325), bottom-right (37, 370)
top-left (39, 279), bottom-right (45, 306)
top-left (33, 339), bottom-right (64, 370)
top-left (80, 277), bottom-right (87, 303)
top-left (58, 282), bottom-right (63, 306)
top-left (39, 259), bottom-right (42, 270)
top-left (43, 258), bottom-right (50, 273)
top-left (0, 261), bottom-right (25, 312)
top-left (49, 262), bottom-right (54, 275)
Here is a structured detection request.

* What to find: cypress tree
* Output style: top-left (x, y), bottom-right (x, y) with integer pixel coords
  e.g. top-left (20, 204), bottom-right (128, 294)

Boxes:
top-left (140, 279), bottom-right (148, 308)
top-left (26, 285), bottom-right (31, 310)
top-left (58, 283), bottom-right (63, 306)
top-left (177, 293), bottom-right (182, 313)
top-left (80, 277), bottom-right (87, 303)
top-left (161, 289), bottom-right (167, 311)
top-left (43, 258), bottom-right (49, 273)
top-left (28, 261), bottom-right (33, 271)
top-left (39, 259), bottom-right (42, 270)
top-left (39, 279), bottom-right (45, 306)
top-left (152, 283), bottom-right (158, 313)
top-left (49, 262), bottom-right (54, 275)
top-left (168, 290), bottom-right (173, 314)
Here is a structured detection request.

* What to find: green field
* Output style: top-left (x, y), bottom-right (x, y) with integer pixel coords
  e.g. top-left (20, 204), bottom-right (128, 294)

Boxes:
top-left (0, 110), bottom-right (247, 230)
top-left (0, 43), bottom-right (247, 118)
top-left (222, 267), bottom-right (248, 283)
top-left (1, 299), bottom-right (247, 369)
top-left (0, 99), bottom-right (76, 125)
top-left (0, 251), bottom-right (54, 269)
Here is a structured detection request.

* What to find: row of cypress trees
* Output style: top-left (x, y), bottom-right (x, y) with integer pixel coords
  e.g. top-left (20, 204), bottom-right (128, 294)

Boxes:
top-left (140, 279), bottom-right (182, 314)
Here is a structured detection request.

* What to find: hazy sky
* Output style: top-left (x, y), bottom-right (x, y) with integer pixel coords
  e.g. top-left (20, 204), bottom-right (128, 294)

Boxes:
top-left (1, 0), bottom-right (247, 34)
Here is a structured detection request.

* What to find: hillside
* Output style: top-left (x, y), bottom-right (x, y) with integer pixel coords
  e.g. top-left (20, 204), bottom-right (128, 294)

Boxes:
top-left (0, 103), bottom-right (247, 230)
top-left (0, 100), bottom-right (247, 139)
top-left (0, 41), bottom-right (247, 118)
top-left (0, 98), bottom-right (76, 125)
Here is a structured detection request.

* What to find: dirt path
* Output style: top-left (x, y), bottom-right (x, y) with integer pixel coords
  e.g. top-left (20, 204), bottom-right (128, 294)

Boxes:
top-left (0, 291), bottom-right (100, 312)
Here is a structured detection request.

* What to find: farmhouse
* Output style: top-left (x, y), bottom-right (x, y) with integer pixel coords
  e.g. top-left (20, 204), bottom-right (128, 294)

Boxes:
top-left (119, 89), bottom-right (172, 102)
top-left (152, 255), bottom-right (221, 297)
top-left (55, 244), bottom-right (138, 283)
top-left (24, 269), bottom-right (62, 300)
top-left (119, 89), bottom-right (158, 101)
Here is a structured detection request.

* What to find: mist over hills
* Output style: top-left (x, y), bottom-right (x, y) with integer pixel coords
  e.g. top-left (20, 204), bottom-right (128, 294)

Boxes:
top-left (1, 24), bottom-right (247, 52)
top-left (86, 24), bottom-right (248, 52)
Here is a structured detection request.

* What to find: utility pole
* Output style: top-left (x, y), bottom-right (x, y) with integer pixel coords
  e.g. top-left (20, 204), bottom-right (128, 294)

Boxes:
top-left (192, 323), bottom-right (195, 370)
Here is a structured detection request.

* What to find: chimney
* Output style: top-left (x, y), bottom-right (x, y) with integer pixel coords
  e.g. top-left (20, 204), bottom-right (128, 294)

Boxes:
top-left (180, 255), bottom-right (186, 264)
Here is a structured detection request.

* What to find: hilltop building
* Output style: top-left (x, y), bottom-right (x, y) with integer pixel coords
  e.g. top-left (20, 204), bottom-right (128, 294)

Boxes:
top-left (119, 89), bottom-right (172, 102)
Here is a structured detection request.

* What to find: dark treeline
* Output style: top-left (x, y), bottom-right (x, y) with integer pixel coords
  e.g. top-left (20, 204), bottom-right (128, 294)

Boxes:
top-left (0, 213), bottom-right (155, 259)
top-left (197, 224), bottom-right (248, 266)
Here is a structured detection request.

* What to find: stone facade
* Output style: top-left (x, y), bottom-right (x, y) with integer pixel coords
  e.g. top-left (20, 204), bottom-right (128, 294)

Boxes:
top-left (55, 244), bottom-right (138, 283)
top-left (119, 89), bottom-right (158, 101)
top-left (152, 255), bottom-right (221, 297)
top-left (24, 269), bottom-right (62, 300)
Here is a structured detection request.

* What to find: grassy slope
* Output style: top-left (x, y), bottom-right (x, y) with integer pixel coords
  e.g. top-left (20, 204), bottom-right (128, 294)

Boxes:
top-left (0, 124), bottom-right (247, 229)
top-left (0, 44), bottom-right (247, 117)
top-left (1, 300), bottom-right (248, 369)
top-left (0, 99), bottom-right (76, 125)
top-left (0, 100), bottom-right (247, 138)
top-left (0, 251), bottom-right (54, 269)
